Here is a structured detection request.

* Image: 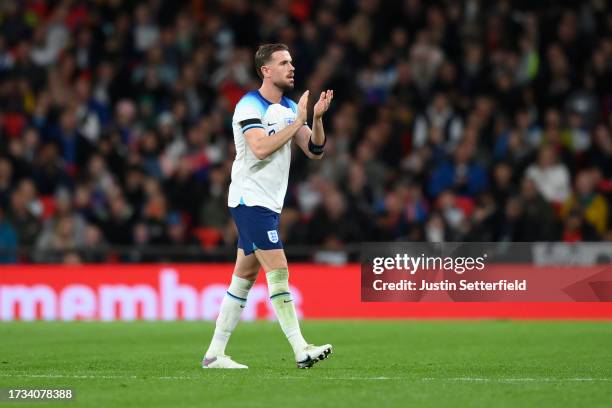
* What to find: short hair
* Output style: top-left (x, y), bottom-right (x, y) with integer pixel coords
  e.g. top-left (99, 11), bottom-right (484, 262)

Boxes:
top-left (254, 43), bottom-right (289, 79)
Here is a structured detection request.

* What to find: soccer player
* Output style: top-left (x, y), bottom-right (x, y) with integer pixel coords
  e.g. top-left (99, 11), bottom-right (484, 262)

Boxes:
top-left (202, 44), bottom-right (334, 369)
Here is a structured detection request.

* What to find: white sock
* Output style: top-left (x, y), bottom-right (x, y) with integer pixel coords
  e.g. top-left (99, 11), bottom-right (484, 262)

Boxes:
top-left (266, 268), bottom-right (308, 359)
top-left (205, 275), bottom-right (254, 358)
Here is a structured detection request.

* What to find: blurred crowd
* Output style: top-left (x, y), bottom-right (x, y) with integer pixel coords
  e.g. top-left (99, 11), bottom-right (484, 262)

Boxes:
top-left (1, 0), bottom-right (612, 263)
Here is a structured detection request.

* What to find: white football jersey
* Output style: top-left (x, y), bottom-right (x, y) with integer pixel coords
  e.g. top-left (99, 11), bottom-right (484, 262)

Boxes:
top-left (228, 90), bottom-right (298, 213)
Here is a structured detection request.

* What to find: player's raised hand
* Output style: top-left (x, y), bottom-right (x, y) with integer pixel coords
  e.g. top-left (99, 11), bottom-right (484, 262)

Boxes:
top-left (296, 90), bottom-right (309, 124)
top-left (313, 90), bottom-right (334, 119)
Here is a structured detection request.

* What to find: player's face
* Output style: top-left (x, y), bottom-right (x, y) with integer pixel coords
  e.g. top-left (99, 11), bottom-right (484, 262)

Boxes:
top-left (266, 50), bottom-right (295, 91)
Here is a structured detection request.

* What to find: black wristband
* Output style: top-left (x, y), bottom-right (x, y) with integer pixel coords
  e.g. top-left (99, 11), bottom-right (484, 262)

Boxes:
top-left (308, 137), bottom-right (326, 155)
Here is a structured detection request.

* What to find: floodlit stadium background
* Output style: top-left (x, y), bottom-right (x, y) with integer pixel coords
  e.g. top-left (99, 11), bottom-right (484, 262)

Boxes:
top-left (1, 4), bottom-right (612, 408)
top-left (1, 0), bottom-right (612, 320)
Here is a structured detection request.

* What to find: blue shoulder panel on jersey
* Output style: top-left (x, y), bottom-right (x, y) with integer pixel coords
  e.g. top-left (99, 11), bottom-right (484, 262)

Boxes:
top-left (282, 96), bottom-right (297, 113)
top-left (239, 91), bottom-right (297, 118)
top-left (253, 90), bottom-right (296, 112)
top-left (236, 91), bottom-right (268, 117)
top-left (254, 90), bottom-right (272, 108)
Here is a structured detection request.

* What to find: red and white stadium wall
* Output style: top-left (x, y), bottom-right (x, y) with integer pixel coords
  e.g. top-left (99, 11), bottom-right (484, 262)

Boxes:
top-left (1, 264), bottom-right (611, 321)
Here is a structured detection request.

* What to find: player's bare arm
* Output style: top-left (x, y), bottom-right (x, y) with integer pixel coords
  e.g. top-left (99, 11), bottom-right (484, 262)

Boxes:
top-left (244, 90), bottom-right (309, 160)
top-left (295, 90), bottom-right (334, 160)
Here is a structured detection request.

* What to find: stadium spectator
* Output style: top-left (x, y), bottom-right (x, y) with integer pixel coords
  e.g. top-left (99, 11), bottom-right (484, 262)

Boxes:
top-left (166, 212), bottom-right (200, 255)
top-left (6, 183), bottom-right (42, 247)
top-left (308, 187), bottom-right (364, 249)
top-left (518, 178), bottom-right (559, 241)
top-left (0, 0), bottom-right (610, 262)
top-left (561, 170), bottom-right (608, 236)
top-left (413, 92), bottom-right (463, 150)
top-left (0, 157), bottom-right (13, 209)
top-left (0, 206), bottom-right (17, 263)
top-left (80, 223), bottom-right (108, 263)
top-left (525, 146), bottom-right (571, 204)
top-left (588, 124), bottom-right (612, 179)
top-left (428, 142), bottom-right (488, 198)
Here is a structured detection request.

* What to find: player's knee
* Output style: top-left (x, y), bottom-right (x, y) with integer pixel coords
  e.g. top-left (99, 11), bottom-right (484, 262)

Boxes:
top-left (235, 265), bottom-right (259, 281)
top-left (269, 252), bottom-right (288, 271)
top-left (255, 249), bottom-right (288, 272)
top-left (267, 261), bottom-right (288, 272)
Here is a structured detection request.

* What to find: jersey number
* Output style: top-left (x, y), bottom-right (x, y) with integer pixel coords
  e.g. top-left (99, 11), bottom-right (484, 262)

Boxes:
top-left (268, 129), bottom-right (275, 136)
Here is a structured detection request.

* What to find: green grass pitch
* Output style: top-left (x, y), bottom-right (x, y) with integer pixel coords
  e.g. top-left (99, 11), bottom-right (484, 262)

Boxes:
top-left (1, 321), bottom-right (611, 407)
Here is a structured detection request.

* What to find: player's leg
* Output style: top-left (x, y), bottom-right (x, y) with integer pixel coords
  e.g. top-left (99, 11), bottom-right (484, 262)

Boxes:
top-left (254, 247), bottom-right (332, 368)
top-left (254, 248), bottom-right (306, 352)
top-left (202, 249), bottom-right (260, 369)
top-left (226, 204), bottom-right (332, 368)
